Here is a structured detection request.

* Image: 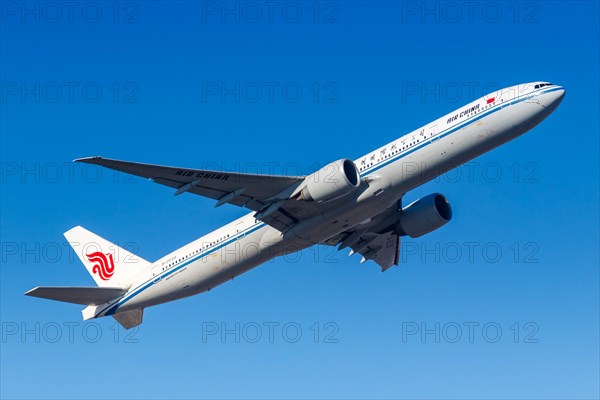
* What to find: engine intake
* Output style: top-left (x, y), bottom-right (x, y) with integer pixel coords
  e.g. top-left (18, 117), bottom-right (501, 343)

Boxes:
top-left (398, 193), bottom-right (452, 238)
top-left (298, 159), bottom-right (360, 203)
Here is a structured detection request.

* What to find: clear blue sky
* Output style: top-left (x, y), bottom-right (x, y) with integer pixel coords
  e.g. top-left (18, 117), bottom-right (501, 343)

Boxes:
top-left (1, 1), bottom-right (598, 399)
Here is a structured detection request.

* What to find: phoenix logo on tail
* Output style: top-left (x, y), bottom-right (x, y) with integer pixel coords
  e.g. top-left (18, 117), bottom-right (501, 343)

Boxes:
top-left (86, 252), bottom-right (115, 280)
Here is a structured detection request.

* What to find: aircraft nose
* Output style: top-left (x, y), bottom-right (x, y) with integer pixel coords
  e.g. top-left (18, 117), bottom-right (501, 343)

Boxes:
top-left (539, 86), bottom-right (566, 110)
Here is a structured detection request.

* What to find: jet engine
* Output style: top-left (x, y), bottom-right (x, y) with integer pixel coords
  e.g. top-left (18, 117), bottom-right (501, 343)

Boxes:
top-left (397, 193), bottom-right (452, 238)
top-left (297, 159), bottom-right (361, 203)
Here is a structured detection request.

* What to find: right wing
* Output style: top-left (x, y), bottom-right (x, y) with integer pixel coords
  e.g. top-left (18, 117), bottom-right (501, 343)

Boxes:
top-left (76, 157), bottom-right (308, 231)
top-left (25, 286), bottom-right (127, 305)
top-left (76, 157), bottom-right (303, 211)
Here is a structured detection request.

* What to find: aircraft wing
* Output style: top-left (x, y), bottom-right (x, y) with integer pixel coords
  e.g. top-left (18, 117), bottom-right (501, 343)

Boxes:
top-left (321, 203), bottom-right (402, 271)
top-left (344, 231), bottom-right (400, 271)
top-left (76, 157), bottom-right (307, 230)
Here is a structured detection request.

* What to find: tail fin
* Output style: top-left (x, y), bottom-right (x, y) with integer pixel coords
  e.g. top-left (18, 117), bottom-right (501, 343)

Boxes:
top-left (64, 226), bottom-right (150, 288)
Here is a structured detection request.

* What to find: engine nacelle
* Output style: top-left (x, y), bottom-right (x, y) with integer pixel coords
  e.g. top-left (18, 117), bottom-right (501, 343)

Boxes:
top-left (397, 193), bottom-right (452, 238)
top-left (297, 159), bottom-right (360, 203)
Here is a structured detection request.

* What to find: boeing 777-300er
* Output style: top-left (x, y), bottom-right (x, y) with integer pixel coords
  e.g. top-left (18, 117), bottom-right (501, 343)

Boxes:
top-left (26, 82), bottom-right (565, 329)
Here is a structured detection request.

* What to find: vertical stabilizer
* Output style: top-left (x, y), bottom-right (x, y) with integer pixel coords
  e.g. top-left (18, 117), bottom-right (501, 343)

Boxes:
top-left (64, 226), bottom-right (150, 288)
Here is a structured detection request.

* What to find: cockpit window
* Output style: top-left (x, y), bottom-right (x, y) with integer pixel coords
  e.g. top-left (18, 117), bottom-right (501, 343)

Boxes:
top-left (535, 83), bottom-right (554, 90)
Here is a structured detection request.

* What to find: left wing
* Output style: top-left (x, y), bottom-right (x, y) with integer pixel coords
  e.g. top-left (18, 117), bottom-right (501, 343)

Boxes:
top-left (322, 203), bottom-right (402, 271)
top-left (343, 230), bottom-right (400, 271)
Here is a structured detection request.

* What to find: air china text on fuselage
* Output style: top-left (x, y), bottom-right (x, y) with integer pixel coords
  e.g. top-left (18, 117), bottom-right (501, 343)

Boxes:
top-left (26, 82), bottom-right (565, 329)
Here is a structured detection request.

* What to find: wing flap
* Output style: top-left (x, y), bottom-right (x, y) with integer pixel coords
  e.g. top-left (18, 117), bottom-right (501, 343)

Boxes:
top-left (25, 286), bottom-right (127, 305)
top-left (347, 231), bottom-right (400, 271)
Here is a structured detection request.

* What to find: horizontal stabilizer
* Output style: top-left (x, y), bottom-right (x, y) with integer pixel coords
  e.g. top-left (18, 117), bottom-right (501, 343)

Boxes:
top-left (25, 286), bottom-right (127, 305)
top-left (113, 309), bottom-right (143, 330)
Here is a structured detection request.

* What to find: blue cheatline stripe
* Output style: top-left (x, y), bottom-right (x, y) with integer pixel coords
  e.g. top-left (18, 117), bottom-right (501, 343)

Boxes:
top-left (359, 86), bottom-right (563, 177)
top-left (98, 222), bottom-right (267, 316)
top-left (99, 85), bottom-right (563, 318)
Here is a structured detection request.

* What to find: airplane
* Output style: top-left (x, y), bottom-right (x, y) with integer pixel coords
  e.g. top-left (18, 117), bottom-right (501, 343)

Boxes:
top-left (26, 82), bottom-right (565, 329)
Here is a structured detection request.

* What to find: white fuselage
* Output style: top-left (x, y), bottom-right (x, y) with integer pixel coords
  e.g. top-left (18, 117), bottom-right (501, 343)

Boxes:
top-left (94, 82), bottom-right (565, 318)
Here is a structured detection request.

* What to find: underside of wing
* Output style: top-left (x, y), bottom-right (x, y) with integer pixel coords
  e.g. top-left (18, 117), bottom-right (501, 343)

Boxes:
top-left (77, 156), bottom-right (376, 233)
top-left (346, 231), bottom-right (400, 271)
top-left (324, 202), bottom-right (402, 271)
top-left (76, 157), bottom-right (303, 210)
top-left (25, 286), bottom-right (127, 305)
top-left (76, 157), bottom-right (310, 231)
